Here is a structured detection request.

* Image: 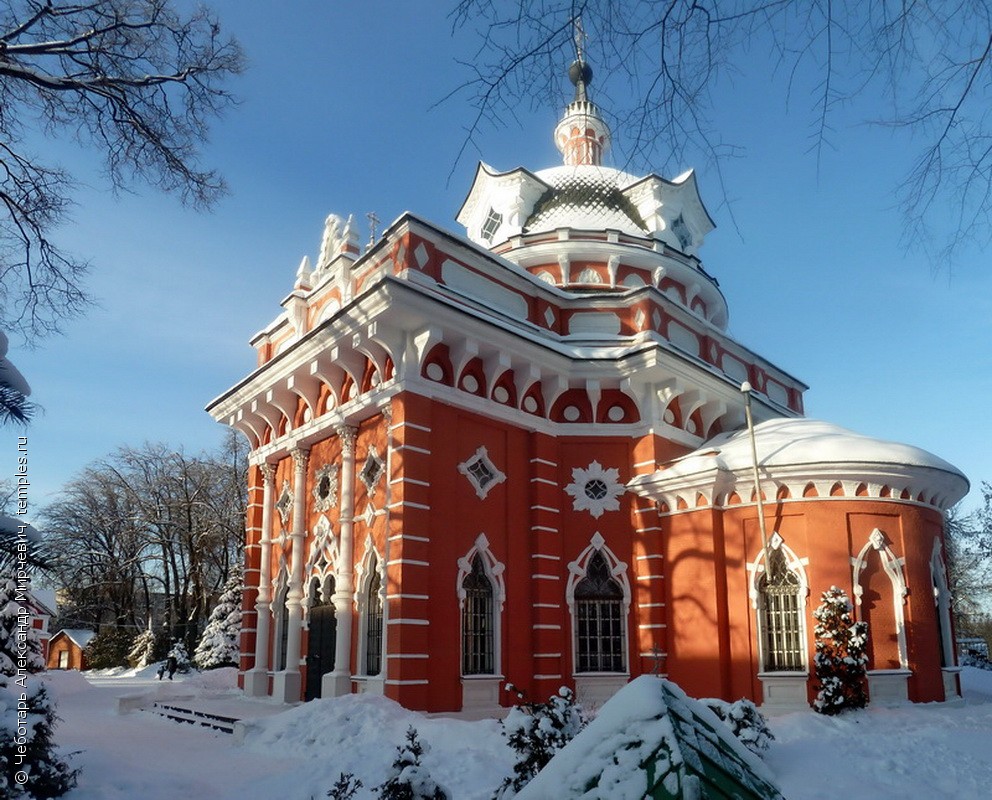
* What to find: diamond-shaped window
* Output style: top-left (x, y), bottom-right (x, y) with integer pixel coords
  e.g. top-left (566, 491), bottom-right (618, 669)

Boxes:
top-left (458, 446), bottom-right (506, 500)
top-left (275, 480), bottom-right (293, 524)
top-left (360, 449), bottom-right (384, 492)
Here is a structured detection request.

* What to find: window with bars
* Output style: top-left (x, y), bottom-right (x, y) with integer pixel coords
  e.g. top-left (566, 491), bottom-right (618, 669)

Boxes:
top-left (574, 551), bottom-right (626, 673)
top-left (273, 587), bottom-right (290, 671)
top-left (759, 547), bottom-right (805, 671)
top-left (462, 554), bottom-right (495, 675)
top-left (364, 567), bottom-right (383, 676)
top-left (481, 208), bottom-right (503, 242)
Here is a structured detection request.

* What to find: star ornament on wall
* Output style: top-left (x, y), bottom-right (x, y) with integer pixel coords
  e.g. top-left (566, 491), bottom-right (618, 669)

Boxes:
top-left (564, 461), bottom-right (625, 518)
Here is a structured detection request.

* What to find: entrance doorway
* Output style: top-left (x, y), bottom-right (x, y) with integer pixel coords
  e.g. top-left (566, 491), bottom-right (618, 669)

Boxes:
top-left (305, 576), bottom-right (337, 701)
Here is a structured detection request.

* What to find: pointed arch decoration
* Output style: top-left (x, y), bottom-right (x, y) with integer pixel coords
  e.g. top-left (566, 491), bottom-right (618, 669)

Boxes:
top-left (303, 515), bottom-right (339, 622)
top-left (566, 532), bottom-right (631, 675)
top-left (746, 532), bottom-right (810, 673)
top-left (456, 533), bottom-right (506, 677)
top-left (354, 534), bottom-right (386, 676)
top-left (456, 533), bottom-right (507, 610)
top-left (271, 561), bottom-right (291, 672)
top-left (930, 538), bottom-right (955, 668)
top-left (851, 528), bottom-right (908, 669)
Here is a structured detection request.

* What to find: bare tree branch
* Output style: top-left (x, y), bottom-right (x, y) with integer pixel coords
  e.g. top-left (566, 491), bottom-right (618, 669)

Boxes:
top-left (0, 0), bottom-right (244, 342)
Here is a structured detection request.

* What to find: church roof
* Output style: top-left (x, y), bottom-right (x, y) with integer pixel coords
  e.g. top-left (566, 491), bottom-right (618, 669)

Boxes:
top-left (526, 165), bottom-right (647, 235)
top-left (628, 417), bottom-right (970, 511)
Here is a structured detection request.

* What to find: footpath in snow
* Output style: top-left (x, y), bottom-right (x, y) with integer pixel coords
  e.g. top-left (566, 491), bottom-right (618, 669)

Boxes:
top-left (43, 665), bottom-right (992, 799)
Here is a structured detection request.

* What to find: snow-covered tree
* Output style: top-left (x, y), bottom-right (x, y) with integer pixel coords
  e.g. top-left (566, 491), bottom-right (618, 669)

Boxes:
top-left (166, 641), bottom-right (192, 674)
top-left (495, 685), bottom-right (586, 797)
top-left (376, 726), bottom-right (449, 800)
top-left (812, 586), bottom-right (869, 715)
top-left (701, 697), bottom-right (775, 756)
top-left (325, 772), bottom-right (363, 799)
top-left (127, 625), bottom-right (157, 669)
top-left (194, 569), bottom-right (243, 669)
top-left (84, 628), bottom-right (135, 670)
top-left (0, 574), bottom-right (76, 797)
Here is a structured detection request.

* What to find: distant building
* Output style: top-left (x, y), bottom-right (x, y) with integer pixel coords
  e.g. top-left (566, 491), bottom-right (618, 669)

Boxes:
top-left (46, 629), bottom-right (96, 671)
top-left (24, 587), bottom-right (56, 663)
top-left (208, 59), bottom-right (969, 713)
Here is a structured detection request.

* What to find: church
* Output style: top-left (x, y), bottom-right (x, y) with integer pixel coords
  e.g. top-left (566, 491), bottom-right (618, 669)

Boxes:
top-left (207, 59), bottom-right (969, 714)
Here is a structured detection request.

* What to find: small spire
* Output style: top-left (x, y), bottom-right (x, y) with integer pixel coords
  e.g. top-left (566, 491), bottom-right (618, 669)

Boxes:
top-left (553, 40), bottom-right (610, 166)
top-left (366, 211), bottom-right (380, 249)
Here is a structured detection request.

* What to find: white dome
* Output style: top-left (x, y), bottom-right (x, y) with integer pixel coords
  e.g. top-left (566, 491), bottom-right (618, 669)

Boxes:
top-left (667, 418), bottom-right (966, 481)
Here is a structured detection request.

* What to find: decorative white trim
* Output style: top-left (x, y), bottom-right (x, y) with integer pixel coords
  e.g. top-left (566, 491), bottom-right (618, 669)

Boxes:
top-left (275, 479), bottom-right (293, 524)
top-left (746, 534), bottom-right (810, 674)
top-left (930, 538), bottom-right (956, 668)
top-left (564, 461), bottom-right (625, 518)
top-left (457, 446), bottom-right (507, 500)
top-left (566, 532), bottom-right (631, 675)
top-left (354, 535), bottom-right (387, 676)
top-left (359, 446), bottom-right (385, 494)
top-left (851, 528), bottom-right (909, 669)
top-left (312, 463), bottom-right (339, 512)
top-left (457, 533), bottom-right (506, 679)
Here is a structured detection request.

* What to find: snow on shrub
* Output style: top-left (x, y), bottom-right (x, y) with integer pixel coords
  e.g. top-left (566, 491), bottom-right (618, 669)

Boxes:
top-left (324, 771), bottom-right (362, 799)
top-left (166, 641), bottom-right (192, 674)
top-left (0, 574), bottom-right (77, 798)
top-left (194, 569), bottom-right (243, 669)
top-left (376, 726), bottom-right (449, 800)
top-left (494, 683), bottom-right (586, 798)
top-left (812, 585), bottom-right (868, 715)
top-left (127, 626), bottom-right (157, 669)
top-left (700, 697), bottom-right (774, 756)
top-left (961, 652), bottom-right (992, 671)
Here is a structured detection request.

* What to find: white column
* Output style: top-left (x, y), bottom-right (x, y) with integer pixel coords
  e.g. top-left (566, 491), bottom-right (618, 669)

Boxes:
top-left (328, 425), bottom-right (357, 697)
top-left (274, 447), bottom-right (309, 703)
top-left (244, 463), bottom-right (275, 697)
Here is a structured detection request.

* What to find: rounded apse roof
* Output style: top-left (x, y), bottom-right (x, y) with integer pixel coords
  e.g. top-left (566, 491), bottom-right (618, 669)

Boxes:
top-left (668, 417), bottom-right (966, 481)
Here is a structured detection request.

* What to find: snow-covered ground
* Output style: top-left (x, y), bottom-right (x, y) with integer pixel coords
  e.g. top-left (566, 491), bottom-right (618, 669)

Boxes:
top-left (43, 666), bottom-right (992, 799)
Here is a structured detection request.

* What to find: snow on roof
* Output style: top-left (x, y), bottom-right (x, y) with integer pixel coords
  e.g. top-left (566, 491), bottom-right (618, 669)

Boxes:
top-left (528, 165), bottom-right (647, 236)
top-left (517, 676), bottom-right (783, 799)
top-left (57, 629), bottom-right (97, 649)
top-left (31, 588), bottom-right (57, 615)
top-left (664, 418), bottom-right (966, 480)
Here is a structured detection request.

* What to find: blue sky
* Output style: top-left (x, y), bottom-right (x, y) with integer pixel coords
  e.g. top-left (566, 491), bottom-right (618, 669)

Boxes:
top-left (3, 1), bottom-right (990, 516)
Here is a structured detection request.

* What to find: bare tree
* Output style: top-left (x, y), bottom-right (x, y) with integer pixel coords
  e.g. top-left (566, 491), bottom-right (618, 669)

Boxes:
top-left (452, 1), bottom-right (992, 261)
top-left (42, 435), bottom-right (247, 644)
top-left (0, 0), bottom-right (244, 340)
top-left (947, 482), bottom-right (992, 631)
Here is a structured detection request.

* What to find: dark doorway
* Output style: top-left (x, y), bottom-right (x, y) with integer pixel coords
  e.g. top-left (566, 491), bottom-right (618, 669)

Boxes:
top-left (305, 576), bottom-right (337, 701)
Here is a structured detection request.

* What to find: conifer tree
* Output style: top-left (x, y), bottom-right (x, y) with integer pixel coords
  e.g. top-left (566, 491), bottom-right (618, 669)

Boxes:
top-left (494, 685), bottom-right (586, 797)
top-left (166, 641), bottom-right (192, 674)
top-left (812, 586), bottom-right (869, 715)
top-left (0, 574), bottom-right (76, 798)
top-left (194, 569), bottom-right (243, 669)
top-left (127, 624), bottom-right (157, 669)
top-left (377, 726), bottom-right (449, 800)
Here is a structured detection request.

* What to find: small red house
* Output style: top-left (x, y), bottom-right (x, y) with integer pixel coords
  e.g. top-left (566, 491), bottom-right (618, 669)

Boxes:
top-left (46, 629), bottom-right (96, 671)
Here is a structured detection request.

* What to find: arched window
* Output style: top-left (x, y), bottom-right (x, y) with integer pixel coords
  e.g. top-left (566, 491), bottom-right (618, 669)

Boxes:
top-left (574, 550), bottom-right (626, 673)
top-left (363, 557), bottom-right (383, 676)
top-left (758, 545), bottom-right (805, 672)
top-left (462, 554), bottom-right (495, 675)
top-left (272, 580), bottom-right (290, 672)
top-left (931, 539), bottom-right (955, 669)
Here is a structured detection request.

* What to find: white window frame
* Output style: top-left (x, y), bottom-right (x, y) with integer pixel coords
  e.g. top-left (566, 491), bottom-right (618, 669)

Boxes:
top-left (851, 528), bottom-right (909, 669)
top-left (456, 533), bottom-right (506, 677)
top-left (747, 533), bottom-right (810, 675)
top-left (566, 532), bottom-right (631, 676)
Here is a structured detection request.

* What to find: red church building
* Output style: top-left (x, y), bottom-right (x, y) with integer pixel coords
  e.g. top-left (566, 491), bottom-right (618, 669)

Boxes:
top-left (207, 60), bottom-right (968, 713)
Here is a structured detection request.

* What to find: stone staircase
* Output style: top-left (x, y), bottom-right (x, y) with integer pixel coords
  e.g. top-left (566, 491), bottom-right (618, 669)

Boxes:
top-left (147, 700), bottom-right (241, 734)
